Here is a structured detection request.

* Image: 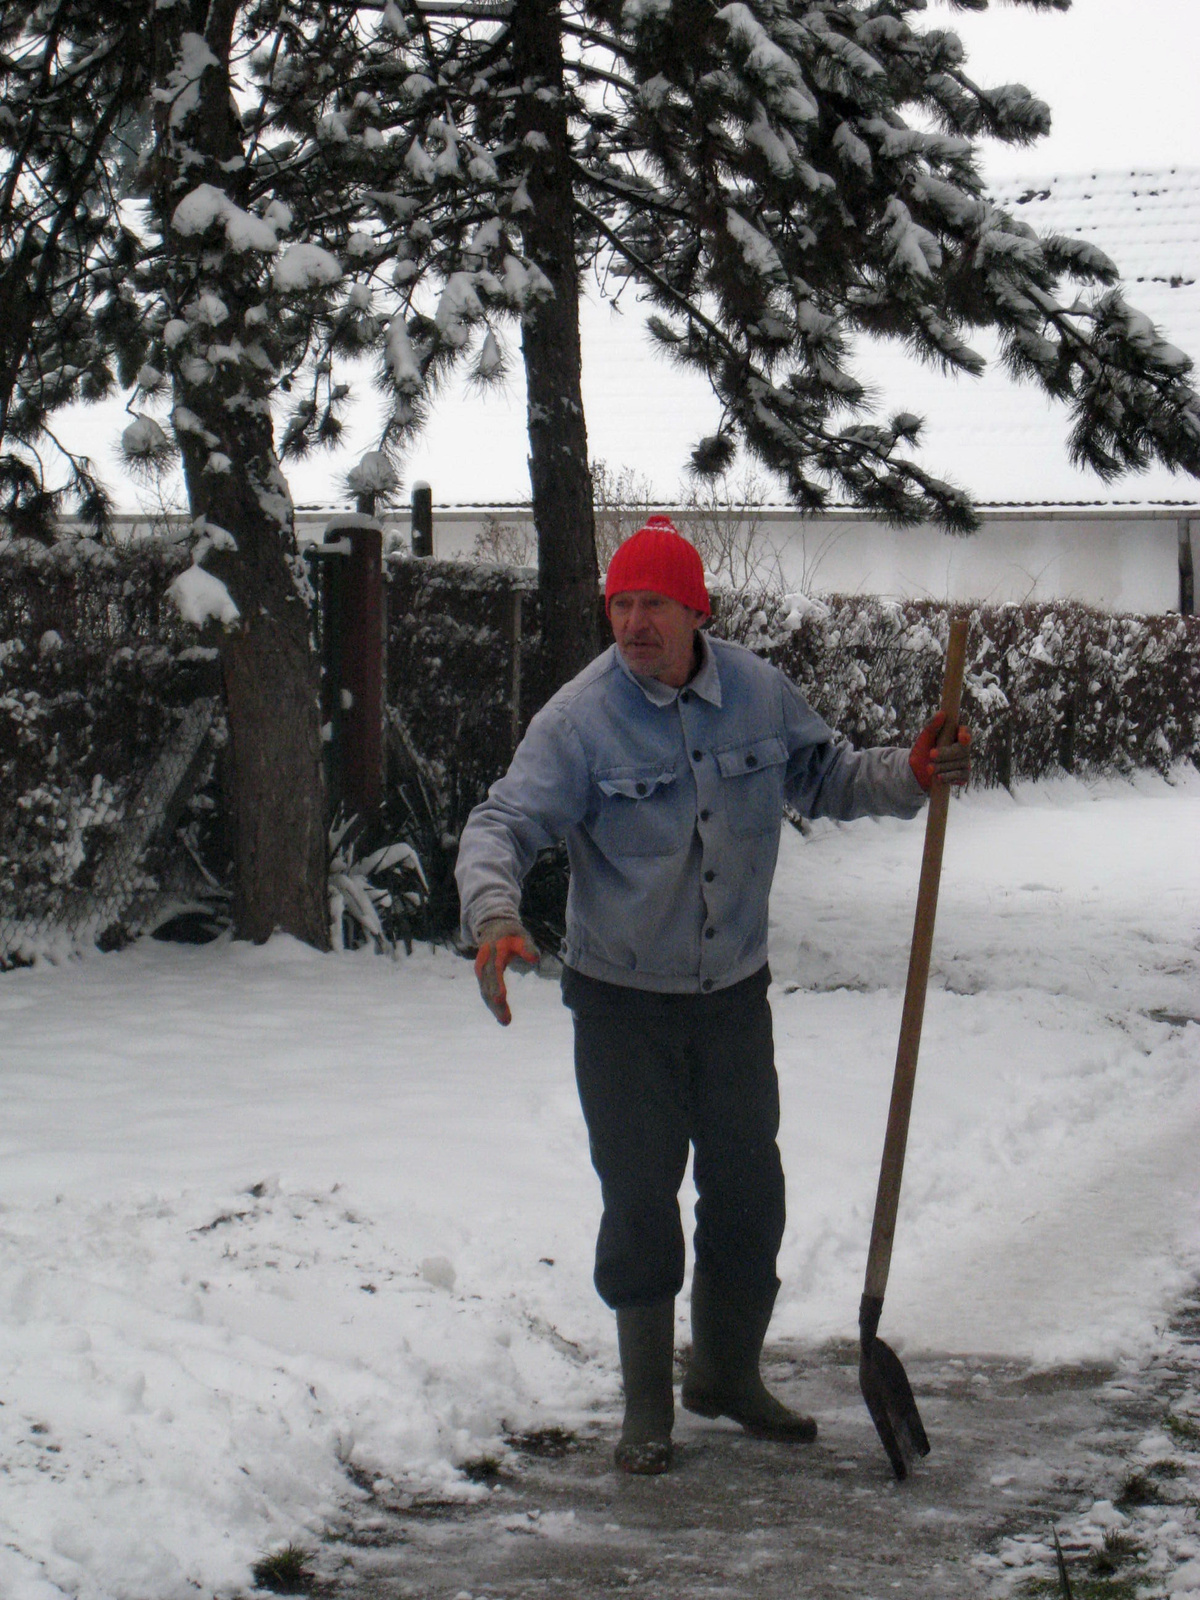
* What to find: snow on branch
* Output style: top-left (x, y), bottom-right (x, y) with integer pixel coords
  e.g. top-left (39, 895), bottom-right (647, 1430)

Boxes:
top-left (172, 184), bottom-right (281, 253)
top-left (272, 243), bottom-right (344, 291)
top-left (167, 565), bottom-right (240, 629)
top-left (726, 209), bottom-right (784, 278)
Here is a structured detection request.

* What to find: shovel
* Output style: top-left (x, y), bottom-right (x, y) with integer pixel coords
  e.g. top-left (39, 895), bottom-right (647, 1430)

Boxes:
top-left (859, 614), bottom-right (969, 1480)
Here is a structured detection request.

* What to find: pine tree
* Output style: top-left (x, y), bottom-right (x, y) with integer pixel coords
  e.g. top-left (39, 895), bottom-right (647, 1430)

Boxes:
top-left (0, 0), bottom-right (152, 536)
top-left (244, 0), bottom-right (1200, 683)
top-left (136, 8), bottom-right (333, 946)
top-left (1, 2), bottom-right (336, 946)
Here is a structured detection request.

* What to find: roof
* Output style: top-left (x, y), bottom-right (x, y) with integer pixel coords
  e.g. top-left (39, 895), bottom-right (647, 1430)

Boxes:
top-left (371, 166), bottom-right (1200, 513)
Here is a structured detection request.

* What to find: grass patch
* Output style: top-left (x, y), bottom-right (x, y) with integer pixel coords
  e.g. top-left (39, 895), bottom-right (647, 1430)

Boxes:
top-left (1116, 1470), bottom-right (1161, 1508)
top-left (251, 1543), bottom-right (315, 1594)
top-left (1017, 1576), bottom-right (1147, 1600)
top-left (1089, 1529), bottom-right (1141, 1576)
top-left (1164, 1412), bottom-right (1200, 1449)
top-left (1012, 1525), bottom-right (1152, 1600)
top-left (1117, 1456), bottom-right (1193, 1508)
top-left (460, 1453), bottom-right (506, 1485)
top-left (504, 1425), bottom-right (578, 1458)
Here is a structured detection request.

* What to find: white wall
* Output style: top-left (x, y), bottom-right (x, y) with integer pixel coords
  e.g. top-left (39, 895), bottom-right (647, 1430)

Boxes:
top-left (358, 505), bottom-right (1193, 615)
top-left (768, 511), bottom-right (1189, 613)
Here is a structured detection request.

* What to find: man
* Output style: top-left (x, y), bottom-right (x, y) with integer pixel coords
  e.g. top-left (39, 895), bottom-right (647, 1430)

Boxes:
top-left (455, 516), bottom-right (969, 1475)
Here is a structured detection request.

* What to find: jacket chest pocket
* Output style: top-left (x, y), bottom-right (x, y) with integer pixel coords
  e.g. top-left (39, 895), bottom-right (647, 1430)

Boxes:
top-left (591, 766), bottom-right (690, 858)
top-left (715, 735), bottom-right (788, 838)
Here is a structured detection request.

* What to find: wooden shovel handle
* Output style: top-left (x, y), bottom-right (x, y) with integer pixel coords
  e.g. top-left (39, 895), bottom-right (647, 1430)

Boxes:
top-left (863, 616), bottom-right (969, 1303)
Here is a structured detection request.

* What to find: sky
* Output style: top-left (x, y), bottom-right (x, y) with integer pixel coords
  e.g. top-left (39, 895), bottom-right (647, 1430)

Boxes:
top-left (47, 0), bottom-right (1200, 515)
top-left (934, 0), bottom-right (1200, 180)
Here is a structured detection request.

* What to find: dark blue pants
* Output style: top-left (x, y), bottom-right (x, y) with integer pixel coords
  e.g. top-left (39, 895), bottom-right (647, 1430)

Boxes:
top-left (563, 965), bottom-right (786, 1309)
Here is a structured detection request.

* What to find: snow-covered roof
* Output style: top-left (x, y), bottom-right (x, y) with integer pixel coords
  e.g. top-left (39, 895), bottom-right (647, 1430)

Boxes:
top-left (386, 167), bottom-right (1200, 513)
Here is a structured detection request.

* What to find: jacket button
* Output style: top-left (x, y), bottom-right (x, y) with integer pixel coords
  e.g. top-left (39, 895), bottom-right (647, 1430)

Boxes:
top-left (705, 927), bottom-right (715, 940)
top-left (692, 749), bottom-right (702, 762)
top-left (702, 978), bottom-right (713, 992)
top-left (635, 781), bottom-right (647, 795)
top-left (704, 869), bottom-right (715, 882)
top-left (699, 808), bottom-right (710, 821)
top-left (745, 752), bottom-right (758, 768)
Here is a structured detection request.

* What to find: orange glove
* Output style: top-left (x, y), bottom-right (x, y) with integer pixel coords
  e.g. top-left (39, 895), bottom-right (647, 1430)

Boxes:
top-left (474, 918), bottom-right (540, 1026)
top-left (909, 711), bottom-right (971, 792)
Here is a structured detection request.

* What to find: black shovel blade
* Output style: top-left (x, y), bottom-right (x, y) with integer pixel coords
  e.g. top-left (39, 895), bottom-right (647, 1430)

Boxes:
top-left (859, 1296), bottom-right (930, 1481)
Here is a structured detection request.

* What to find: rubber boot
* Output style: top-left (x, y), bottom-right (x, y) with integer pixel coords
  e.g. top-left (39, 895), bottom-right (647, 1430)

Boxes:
top-left (614, 1300), bottom-right (676, 1474)
top-left (681, 1272), bottom-right (817, 1442)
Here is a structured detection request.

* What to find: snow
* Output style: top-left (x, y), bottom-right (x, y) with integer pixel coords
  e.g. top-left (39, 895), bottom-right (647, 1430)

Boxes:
top-left (171, 185), bottom-right (280, 254)
top-left (476, 328), bottom-right (505, 380)
top-left (166, 564), bottom-right (240, 627)
top-left (271, 243), bottom-right (343, 291)
top-left (161, 33), bottom-right (219, 132)
top-left (434, 272), bottom-right (485, 347)
top-left (716, 3), bottom-right (816, 106)
top-left (726, 208), bottom-right (784, 277)
top-left (883, 197), bottom-right (942, 278)
top-left (346, 451), bottom-right (399, 495)
top-left (2, 768), bottom-right (1199, 1597)
top-left (384, 313), bottom-right (423, 393)
top-left (120, 416), bottom-right (170, 461)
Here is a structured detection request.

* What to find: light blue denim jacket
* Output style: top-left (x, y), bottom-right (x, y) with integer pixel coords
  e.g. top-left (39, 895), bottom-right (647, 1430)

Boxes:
top-left (456, 632), bottom-right (926, 993)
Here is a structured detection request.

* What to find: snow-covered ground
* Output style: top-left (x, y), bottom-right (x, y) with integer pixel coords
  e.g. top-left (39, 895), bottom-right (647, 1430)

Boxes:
top-left (2, 768), bottom-right (1199, 1600)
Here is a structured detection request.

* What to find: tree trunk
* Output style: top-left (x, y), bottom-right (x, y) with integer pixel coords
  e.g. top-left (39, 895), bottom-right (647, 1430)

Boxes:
top-left (510, 0), bottom-right (600, 692)
top-left (220, 607), bottom-right (327, 945)
top-left (153, 4), bottom-right (328, 948)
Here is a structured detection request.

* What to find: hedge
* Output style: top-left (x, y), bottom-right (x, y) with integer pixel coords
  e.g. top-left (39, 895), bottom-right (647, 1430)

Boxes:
top-left (0, 536), bottom-right (224, 956)
top-left (3, 537), bottom-right (1198, 958)
top-left (386, 556), bottom-right (1200, 793)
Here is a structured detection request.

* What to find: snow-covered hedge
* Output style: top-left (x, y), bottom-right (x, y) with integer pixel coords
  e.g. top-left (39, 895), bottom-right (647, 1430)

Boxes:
top-left (3, 542), bottom-right (1197, 959)
top-left (722, 592), bottom-right (1200, 787)
top-left (0, 536), bottom-right (224, 961)
top-left (383, 554), bottom-right (549, 939)
top-left (384, 555), bottom-right (1200, 941)
top-left (386, 557), bottom-right (1200, 794)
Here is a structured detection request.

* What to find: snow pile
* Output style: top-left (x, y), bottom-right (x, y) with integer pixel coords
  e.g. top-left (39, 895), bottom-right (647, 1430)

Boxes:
top-left (346, 451), bottom-right (399, 496)
top-left (272, 243), bottom-right (343, 291)
top-left (2, 770), bottom-right (1200, 1597)
top-left (120, 416), bottom-right (171, 462)
top-left (167, 564), bottom-right (240, 628)
top-left (171, 184), bottom-right (280, 253)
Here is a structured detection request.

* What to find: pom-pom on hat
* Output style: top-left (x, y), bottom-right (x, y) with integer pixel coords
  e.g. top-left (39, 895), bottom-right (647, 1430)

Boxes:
top-left (604, 515), bottom-right (711, 618)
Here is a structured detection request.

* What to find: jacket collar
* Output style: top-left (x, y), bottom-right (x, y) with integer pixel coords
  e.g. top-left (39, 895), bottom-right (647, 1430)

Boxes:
top-left (614, 629), bottom-right (723, 709)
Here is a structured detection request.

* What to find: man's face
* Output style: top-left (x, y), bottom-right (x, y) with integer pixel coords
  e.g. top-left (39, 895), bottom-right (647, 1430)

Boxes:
top-left (609, 590), bottom-right (702, 687)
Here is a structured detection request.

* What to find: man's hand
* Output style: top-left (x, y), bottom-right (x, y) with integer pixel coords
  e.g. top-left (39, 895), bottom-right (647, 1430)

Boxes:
top-left (909, 711), bottom-right (971, 792)
top-left (474, 918), bottom-right (540, 1026)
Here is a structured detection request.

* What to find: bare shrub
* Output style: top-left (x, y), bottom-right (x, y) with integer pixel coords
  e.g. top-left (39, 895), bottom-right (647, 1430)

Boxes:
top-left (591, 459), bottom-right (655, 568)
top-left (470, 513), bottom-right (535, 566)
top-left (675, 470), bottom-right (784, 596)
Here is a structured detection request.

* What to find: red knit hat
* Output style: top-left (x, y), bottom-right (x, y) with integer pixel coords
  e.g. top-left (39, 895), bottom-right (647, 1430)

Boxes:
top-left (604, 516), bottom-right (711, 617)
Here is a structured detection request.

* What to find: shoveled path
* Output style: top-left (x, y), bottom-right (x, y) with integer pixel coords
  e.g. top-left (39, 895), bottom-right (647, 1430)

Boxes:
top-left (318, 1295), bottom-right (1200, 1600)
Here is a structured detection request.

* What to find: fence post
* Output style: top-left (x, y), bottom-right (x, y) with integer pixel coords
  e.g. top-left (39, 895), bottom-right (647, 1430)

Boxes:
top-left (1180, 518), bottom-right (1195, 616)
top-left (509, 586), bottom-right (523, 755)
top-left (411, 482), bottom-right (433, 558)
top-left (314, 515), bottom-right (384, 826)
